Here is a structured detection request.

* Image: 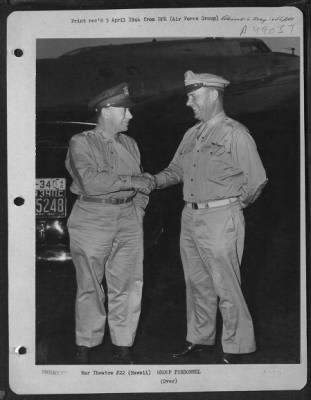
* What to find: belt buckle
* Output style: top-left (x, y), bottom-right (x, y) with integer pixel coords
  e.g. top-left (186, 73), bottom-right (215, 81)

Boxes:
top-left (192, 203), bottom-right (198, 210)
top-left (118, 197), bottom-right (127, 204)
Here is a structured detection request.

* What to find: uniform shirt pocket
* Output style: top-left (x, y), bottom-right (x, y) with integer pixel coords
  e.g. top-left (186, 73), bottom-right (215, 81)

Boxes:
top-left (179, 141), bottom-right (196, 157)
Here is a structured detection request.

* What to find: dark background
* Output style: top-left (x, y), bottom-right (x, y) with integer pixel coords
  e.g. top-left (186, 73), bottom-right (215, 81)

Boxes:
top-left (1, 0), bottom-right (310, 399)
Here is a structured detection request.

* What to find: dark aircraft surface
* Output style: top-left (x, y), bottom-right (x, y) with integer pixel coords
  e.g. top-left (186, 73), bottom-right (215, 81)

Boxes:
top-left (36, 37), bottom-right (299, 120)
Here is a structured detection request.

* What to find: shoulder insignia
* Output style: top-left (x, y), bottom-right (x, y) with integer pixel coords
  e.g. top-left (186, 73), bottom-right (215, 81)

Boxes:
top-left (72, 130), bottom-right (94, 139)
top-left (82, 130), bottom-right (96, 136)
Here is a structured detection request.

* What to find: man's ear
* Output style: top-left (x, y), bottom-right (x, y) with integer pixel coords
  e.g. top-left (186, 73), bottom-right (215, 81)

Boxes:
top-left (210, 88), bottom-right (219, 102)
top-left (100, 107), bottom-right (110, 119)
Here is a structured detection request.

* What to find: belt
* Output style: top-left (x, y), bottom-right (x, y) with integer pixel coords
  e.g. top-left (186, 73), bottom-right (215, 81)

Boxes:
top-left (79, 194), bottom-right (135, 205)
top-left (185, 197), bottom-right (238, 209)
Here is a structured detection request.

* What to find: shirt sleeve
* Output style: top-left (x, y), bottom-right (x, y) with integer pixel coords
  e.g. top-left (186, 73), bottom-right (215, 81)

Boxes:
top-left (153, 134), bottom-right (190, 189)
top-left (133, 191), bottom-right (149, 210)
top-left (66, 135), bottom-right (132, 195)
top-left (231, 128), bottom-right (268, 207)
top-left (131, 140), bottom-right (150, 210)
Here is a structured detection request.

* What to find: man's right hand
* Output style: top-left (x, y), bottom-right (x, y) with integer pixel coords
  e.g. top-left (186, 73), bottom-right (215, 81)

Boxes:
top-left (131, 175), bottom-right (156, 194)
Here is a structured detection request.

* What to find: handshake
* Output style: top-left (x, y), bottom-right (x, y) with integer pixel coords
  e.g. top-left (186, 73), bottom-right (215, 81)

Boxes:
top-left (131, 173), bottom-right (157, 195)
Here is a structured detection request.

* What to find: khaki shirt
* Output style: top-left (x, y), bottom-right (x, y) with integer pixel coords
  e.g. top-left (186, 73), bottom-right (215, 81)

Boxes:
top-left (65, 126), bottom-right (148, 210)
top-left (155, 112), bottom-right (267, 207)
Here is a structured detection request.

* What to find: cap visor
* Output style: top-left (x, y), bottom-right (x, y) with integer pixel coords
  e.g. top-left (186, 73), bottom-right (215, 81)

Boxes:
top-left (184, 83), bottom-right (205, 94)
top-left (111, 98), bottom-right (136, 108)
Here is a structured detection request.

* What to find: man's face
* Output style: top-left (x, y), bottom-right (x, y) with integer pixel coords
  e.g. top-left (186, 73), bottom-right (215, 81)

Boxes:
top-left (186, 87), bottom-right (214, 122)
top-left (108, 107), bottom-right (133, 132)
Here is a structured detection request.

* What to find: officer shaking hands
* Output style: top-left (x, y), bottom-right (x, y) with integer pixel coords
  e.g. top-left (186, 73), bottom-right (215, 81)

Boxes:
top-left (143, 70), bottom-right (268, 364)
top-left (66, 83), bottom-right (154, 364)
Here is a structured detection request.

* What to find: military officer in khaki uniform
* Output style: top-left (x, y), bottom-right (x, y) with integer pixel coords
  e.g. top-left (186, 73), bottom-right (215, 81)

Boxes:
top-left (66, 83), bottom-right (153, 364)
top-left (145, 71), bottom-right (267, 363)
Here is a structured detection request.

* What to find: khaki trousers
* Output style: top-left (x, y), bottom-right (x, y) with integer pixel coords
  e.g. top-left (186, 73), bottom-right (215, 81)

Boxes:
top-left (68, 200), bottom-right (143, 347)
top-left (180, 201), bottom-right (256, 354)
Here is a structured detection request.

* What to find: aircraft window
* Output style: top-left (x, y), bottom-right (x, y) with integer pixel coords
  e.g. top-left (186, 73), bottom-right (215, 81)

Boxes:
top-left (240, 42), bottom-right (271, 55)
top-left (257, 41), bottom-right (271, 52)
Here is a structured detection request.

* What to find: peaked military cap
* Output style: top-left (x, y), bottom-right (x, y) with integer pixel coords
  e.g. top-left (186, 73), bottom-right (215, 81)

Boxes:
top-left (88, 82), bottom-right (135, 111)
top-left (184, 70), bottom-right (230, 93)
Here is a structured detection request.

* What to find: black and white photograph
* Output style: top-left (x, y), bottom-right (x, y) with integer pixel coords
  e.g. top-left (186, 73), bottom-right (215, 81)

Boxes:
top-left (7, 7), bottom-right (306, 394)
